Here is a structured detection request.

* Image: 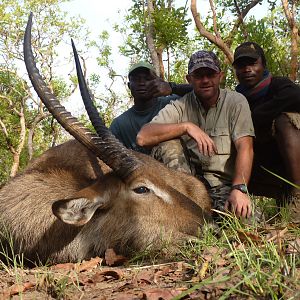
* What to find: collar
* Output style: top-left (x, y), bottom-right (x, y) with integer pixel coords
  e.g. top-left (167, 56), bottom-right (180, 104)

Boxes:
top-left (193, 88), bottom-right (223, 112)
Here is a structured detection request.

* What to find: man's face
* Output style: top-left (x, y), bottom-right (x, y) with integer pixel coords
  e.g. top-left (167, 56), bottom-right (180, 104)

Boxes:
top-left (233, 57), bottom-right (265, 88)
top-left (186, 68), bottom-right (222, 102)
top-left (128, 68), bottom-right (156, 100)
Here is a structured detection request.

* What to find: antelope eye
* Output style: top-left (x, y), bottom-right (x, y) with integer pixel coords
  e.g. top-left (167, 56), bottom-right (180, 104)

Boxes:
top-left (133, 186), bottom-right (150, 194)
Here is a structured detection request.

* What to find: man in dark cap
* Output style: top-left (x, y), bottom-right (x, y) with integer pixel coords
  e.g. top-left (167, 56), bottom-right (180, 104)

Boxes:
top-left (232, 42), bottom-right (300, 222)
top-left (137, 50), bottom-right (255, 218)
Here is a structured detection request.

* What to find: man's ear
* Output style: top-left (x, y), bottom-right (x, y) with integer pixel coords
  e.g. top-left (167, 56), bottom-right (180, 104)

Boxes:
top-left (186, 74), bottom-right (191, 84)
top-left (219, 71), bottom-right (225, 81)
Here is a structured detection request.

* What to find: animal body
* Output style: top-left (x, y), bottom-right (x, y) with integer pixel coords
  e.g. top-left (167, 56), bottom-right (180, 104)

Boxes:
top-left (0, 14), bottom-right (212, 264)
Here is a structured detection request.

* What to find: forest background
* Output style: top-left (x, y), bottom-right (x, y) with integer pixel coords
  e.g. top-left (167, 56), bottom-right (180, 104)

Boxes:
top-left (0, 0), bottom-right (299, 184)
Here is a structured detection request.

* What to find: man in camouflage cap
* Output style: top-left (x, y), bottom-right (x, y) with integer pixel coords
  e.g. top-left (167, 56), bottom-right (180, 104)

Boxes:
top-left (137, 50), bottom-right (255, 219)
top-left (188, 50), bottom-right (221, 73)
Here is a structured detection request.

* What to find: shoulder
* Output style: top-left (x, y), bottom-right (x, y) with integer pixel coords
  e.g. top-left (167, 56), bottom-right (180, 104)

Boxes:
top-left (157, 96), bottom-right (172, 107)
top-left (221, 88), bottom-right (248, 105)
top-left (271, 76), bottom-right (300, 90)
top-left (157, 93), bottom-right (192, 109)
top-left (171, 91), bottom-right (194, 104)
top-left (157, 94), bottom-right (180, 106)
top-left (271, 76), bottom-right (294, 85)
top-left (268, 76), bottom-right (300, 101)
top-left (112, 108), bottom-right (133, 121)
top-left (110, 108), bottom-right (133, 128)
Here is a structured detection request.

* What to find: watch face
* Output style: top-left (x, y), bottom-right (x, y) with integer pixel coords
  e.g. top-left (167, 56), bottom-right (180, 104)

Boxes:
top-left (232, 184), bottom-right (247, 193)
top-left (239, 185), bottom-right (248, 193)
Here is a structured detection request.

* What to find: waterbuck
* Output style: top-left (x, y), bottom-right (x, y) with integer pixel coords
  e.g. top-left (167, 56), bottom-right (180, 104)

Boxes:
top-left (0, 14), bottom-right (212, 265)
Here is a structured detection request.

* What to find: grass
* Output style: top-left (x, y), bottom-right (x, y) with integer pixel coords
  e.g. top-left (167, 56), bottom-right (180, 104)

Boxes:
top-left (0, 222), bottom-right (81, 299)
top-left (174, 195), bottom-right (300, 299)
top-left (34, 270), bottom-right (79, 299)
top-left (0, 196), bottom-right (299, 299)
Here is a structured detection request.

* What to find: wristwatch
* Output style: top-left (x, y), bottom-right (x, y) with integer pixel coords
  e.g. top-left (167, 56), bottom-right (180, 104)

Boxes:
top-left (231, 184), bottom-right (248, 194)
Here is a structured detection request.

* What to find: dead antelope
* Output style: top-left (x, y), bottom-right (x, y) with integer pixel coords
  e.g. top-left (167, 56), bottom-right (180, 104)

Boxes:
top-left (0, 13), bottom-right (212, 265)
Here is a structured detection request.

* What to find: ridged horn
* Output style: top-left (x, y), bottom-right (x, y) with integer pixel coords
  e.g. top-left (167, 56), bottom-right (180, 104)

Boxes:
top-left (24, 13), bottom-right (142, 178)
top-left (71, 39), bottom-right (143, 176)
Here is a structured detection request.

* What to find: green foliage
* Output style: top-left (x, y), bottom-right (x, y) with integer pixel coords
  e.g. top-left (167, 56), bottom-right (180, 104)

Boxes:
top-left (234, 14), bottom-right (292, 78)
top-left (89, 29), bottom-right (132, 125)
top-left (0, 0), bottom-right (91, 183)
top-left (115, 0), bottom-right (192, 80)
top-left (152, 2), bottom-right (191, 49)
top-left (218, 0), bottom-right (264, 16)
top-left (0, 69), bottom-right (29, 183)
top-left (51, 78), bottom-right (71, 101)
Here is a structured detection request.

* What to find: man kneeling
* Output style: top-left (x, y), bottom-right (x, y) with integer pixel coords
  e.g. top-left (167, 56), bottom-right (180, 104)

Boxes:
top-left (137, 50), bottom-right (255, 219)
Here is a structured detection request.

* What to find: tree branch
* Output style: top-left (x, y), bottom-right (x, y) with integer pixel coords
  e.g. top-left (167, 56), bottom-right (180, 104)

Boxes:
top-left (0, 118), bottom-right (16, 154)
top-left (190, 0), bottom-right (234, 62)
top-left (227, 0), bottom-right (262, 47)
top-left (209, 0), bottom-right (220, 38)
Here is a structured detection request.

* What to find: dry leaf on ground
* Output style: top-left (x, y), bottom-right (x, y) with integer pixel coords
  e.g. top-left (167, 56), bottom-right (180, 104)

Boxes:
top-left (143, 287), bottom-right (182, 300)
top-left (77, 256), bottom-right (103, 272)
top-left (237, 229), bottom-right (262, 243)
top-left (0, 282), bottom-right (35, 299)
top-left (105, 248), bottom-right (128, 266)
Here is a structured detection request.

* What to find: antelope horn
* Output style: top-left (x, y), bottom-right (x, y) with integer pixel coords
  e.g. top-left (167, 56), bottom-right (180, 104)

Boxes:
top-left (24, 13), bottom-right (142, 178)
top-left (71, 39), bottom-right (143, 175)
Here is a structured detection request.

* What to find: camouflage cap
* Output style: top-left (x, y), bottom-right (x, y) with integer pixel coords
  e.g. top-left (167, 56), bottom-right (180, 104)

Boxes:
top-left (233, 42), bottom-right (266, 66)
top-left (188, 50), bottom-right (221, 74)
top-left (128, 61), bottom-right (154, 76)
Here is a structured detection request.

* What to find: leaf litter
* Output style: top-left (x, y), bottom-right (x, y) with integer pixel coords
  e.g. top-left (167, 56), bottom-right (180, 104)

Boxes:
top-left (0, 225), bottom-right (299, 299)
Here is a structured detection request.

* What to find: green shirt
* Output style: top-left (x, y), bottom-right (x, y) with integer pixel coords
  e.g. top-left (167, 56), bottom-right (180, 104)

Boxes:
top-left (151, 89), bottom-right (255, 187)
top-left (110, 96), bottom-right (177, 154)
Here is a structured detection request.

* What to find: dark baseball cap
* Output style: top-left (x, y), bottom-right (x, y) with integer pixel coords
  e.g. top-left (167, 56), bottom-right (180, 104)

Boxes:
top-left (128, 61), bottom-right (154, 76)
top-left (188, 50), bottom-right (221, 74)
top-left (233, 42), bottom-right (266, 65)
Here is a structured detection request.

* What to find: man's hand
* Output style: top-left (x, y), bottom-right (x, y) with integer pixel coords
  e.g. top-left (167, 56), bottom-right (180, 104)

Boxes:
top-left (224, 189), bottom-right (252, 218)
top-left (147, 77), bottom-right (172, 98)
top-left (186, 122), bottom-right (217, 156)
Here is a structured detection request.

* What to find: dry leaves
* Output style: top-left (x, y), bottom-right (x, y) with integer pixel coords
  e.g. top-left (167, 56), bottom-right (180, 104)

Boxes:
top-left (237, 229), bottom-right (262, 243)
top-left (51, 256), bottom-right (103, 273)
top-left (105, 248), bottom-right (128, 266)
top-left (0, 231), bottom-right (299, 300)
top-left (0, 282), bottom-right (35, 299)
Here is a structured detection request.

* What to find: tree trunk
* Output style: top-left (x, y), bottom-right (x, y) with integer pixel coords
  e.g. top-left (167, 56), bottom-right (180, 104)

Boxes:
top-left (281, 0), bottom-right (299, 81)
top-left (145, 0), bottom-right (161, 76)
top-left (10, 106), bottom-right (26, 177)
top-left (157, 46), bottom-right (165, 80)
top-left (28, 113), bottom-right (50, 160)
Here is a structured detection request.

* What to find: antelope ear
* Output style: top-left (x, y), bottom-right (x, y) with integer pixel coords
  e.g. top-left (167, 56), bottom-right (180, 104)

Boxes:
top-left (52, 197), bottom-right (105, 226)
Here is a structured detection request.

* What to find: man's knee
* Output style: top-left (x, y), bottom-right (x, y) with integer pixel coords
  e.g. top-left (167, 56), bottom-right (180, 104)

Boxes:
top-left (151, 139), bottom-right (192, 174)
top-left (274, 113), bottom-right (300, 155)
top-left (274, 113), bottom-right (300, 137)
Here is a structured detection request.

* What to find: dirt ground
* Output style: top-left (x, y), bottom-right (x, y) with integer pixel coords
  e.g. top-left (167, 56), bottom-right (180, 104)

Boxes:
top-left (0, 259), bottom-right (201, 300)
top-left (0, 253), bottom-right (299, 300)
top-left (0, 257), bottom-right (251, 300)
top-left (1, 234), bottom-right (300, 300)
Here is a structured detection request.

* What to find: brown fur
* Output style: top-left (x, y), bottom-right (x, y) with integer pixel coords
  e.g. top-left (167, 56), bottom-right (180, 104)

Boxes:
top-left (0, 139), bottom-right (211, 264)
